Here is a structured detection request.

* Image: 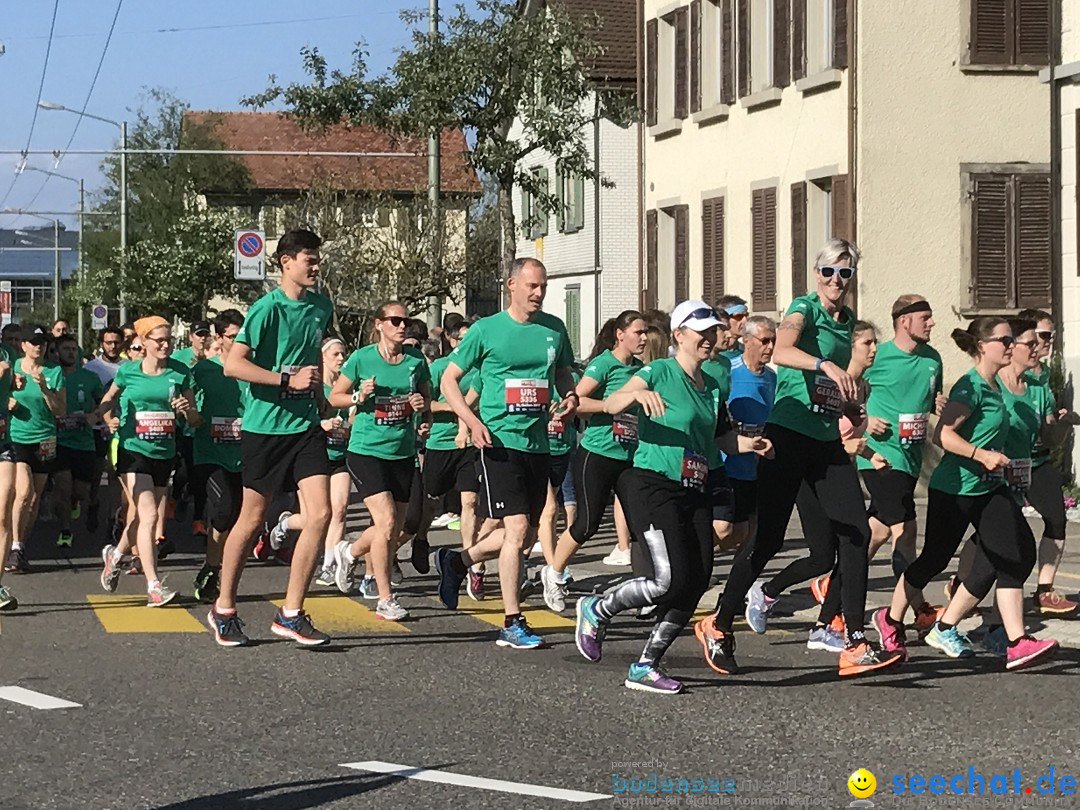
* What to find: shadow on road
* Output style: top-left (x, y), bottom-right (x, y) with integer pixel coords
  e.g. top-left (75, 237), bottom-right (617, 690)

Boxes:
top-left (152, 773), bottom-right (406, 809)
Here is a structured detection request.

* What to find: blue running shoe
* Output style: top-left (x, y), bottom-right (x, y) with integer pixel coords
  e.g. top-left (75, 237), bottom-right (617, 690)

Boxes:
top-left (806, 624), bottom-right (845, 653)
top-left (207, 607), bottom-right (249, 647)
top-left (624, 662), bottom-right (683, 694)
top-left (575, 595), bottom-right (606, 662)
top-left (496, 616), bottom-right (543, 649)
top-left (925, 623), bottom-right (975, 659)
top-left (434, 547), bottom-right (465, 610)
top-left (270, 609), bottom-right (331, 647)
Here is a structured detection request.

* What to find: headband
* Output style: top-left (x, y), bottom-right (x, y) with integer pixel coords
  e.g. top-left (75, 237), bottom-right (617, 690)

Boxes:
top-left (724, 304), bottom-right (749, 316)
top-left (892, 300), bottom-right (932, 320)
top-left (322, 337), bottom-right (344, 352)
top-left (134, 316), bottom-right (169, 339)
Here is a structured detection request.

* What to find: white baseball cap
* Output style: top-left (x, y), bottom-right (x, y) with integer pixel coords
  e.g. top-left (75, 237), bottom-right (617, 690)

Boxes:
top-left (670, 300), bottom-right (728, 333)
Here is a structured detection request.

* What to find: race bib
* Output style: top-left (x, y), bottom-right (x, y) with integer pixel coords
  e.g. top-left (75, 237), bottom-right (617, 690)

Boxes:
top-left (897, 412), bottom-right (929, 446)
top-left (327, 421), bottom-right (348, 447)
top-left (56, 411), bottom-right (86, 432)
top-left (547, 417), bottom-right (566, 437)
top-left (809, 374), bottom-right (843, 418)
top-left (210, 416), bottom-right (242, 444)
top-left (37, 436), bottom-right (57, 462)
top-left (612, 412), bottom-right (639, 445)
top-left (374, 395), bottom-right (412, 426)
top-left (279, 365), bottom-right (314, 400)
top-left (737, 421), bottom-right (765, 438)
top-left (504, 378), bottom-right (549, 413)
top-left (135, 410), bottom-right (174, 441)
top-left (681, 449), bottom-right (709, 491)
top-left (1005, 458), bottom-right (1032, 492)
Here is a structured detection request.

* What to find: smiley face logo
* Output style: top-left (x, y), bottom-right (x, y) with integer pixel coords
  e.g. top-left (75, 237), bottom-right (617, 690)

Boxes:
top-left (848, 769), bottom-right (876, 798)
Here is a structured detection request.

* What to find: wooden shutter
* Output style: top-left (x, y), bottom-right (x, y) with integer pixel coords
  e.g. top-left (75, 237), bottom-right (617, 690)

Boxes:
top-left (674, 8), bottom-right (690, 119)
top-left (1015, 173), bottom-right (1051, 308)
top-left (792, 0), bottom-right (806, 81)
top-left (773, 0), bottom-right (790, 89)
top-left (752, 188), bottom-right (777, 311)
top-left (791, 181), bottom-right (807, 298)
top-left (555, 167), bottom-right (566, 233)
top-left (647, 19), bottom-right (659, 125)
top-left (691, 0), bottom-right (702, 113)
top-left (702, 197), bottom-right (725, 303)
top-left (674, 205), bottom-right (690, 301)
top-left (972, 174), bottom-right (1010, 308)
top-left (1016, 0), bottom-right (1049, 66)
top-left (520, 186), bottom-right (532, 238)
top-left (535, 168), bottom-right (549, 238)
top-left (970, 0), bottom-right (1010, 65)
top-left (645, 209), bottom-right (659, 309)
top-left (831, 173), bottom-right (850, 240)
top-left (721, 0), bottom-right (735, 104)
top-left (573, 173), bottom-right (586, 231)
top-left (737, 0), bottom-right (750, 97)
top-left (1077, 113), bottom-right (1080, 279)
top-left (832, 0), bottom-right (848, 69)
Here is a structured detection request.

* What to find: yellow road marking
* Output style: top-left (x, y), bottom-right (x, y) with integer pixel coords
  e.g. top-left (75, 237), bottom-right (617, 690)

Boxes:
top-left (270, 593), bottom-right (410, 633)
top-left (456, 597), bottom-right (575, 632)
top-left (87, 595), bottom-right (204, 633)
top-left (1052, 571), bottom-right (1080, 581)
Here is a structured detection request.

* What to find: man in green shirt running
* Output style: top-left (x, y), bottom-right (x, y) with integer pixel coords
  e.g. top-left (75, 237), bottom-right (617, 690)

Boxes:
top-left (434, 258), bottom-right (579, 650)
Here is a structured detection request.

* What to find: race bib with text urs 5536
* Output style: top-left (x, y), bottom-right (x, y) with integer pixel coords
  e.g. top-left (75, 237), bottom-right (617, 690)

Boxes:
top-left (504, 379), bottom-right (549, 413)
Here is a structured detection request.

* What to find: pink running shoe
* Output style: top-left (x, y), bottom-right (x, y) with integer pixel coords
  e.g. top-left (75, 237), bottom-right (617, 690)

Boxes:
top-left (1006, 636), bottom-right (1058, 671)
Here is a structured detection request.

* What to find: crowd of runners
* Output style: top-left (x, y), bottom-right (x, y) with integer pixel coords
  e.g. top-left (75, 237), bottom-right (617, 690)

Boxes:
top-left (0, 228), bottom-right (1074, 693)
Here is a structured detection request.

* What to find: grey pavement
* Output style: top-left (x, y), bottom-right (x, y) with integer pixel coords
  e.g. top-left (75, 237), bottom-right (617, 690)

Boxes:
top-left (3, 488), bottom-right (1080, 810)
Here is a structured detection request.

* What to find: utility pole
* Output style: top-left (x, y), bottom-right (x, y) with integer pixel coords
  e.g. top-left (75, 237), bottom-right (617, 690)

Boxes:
top-left (53, 218), bottom-right (60, 321)
top-left (427, 0), bottom-right (443, 329)
top-left (119, 120), bottom-right (128, 325)
top-left (77, 179), bottom-right (84, 343)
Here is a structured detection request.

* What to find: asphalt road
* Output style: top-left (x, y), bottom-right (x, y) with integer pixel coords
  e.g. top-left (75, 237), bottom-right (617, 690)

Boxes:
top-left (3, 491), bottom-right (1080, 810)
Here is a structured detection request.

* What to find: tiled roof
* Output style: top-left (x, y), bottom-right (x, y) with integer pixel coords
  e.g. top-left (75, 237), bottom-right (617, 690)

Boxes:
top-left (183, 111), bottom-right (482, 196)
top-left (558, 0), bottom-right (638, 85)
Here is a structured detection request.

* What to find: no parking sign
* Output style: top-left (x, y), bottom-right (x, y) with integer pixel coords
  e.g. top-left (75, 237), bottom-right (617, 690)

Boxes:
top-left (234, 229), bottom-right (265, 280)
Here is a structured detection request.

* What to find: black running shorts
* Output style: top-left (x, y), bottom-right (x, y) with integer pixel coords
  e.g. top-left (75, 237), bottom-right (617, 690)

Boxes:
top-left (422, 447), bottom-right (479, 497)
top-left (240, 425), bottom-right (330, 496)
top-left (116, 447), bottom-right (172, 488)
top-left (861, 468), bottom-right (918, 526)
top-left (731, 477), bottom-right (758, 523)
top-left (57, 445), bottom-right (97, 484)
top-left (346, 453), bottom-right (414, 503)
top-left (476, 446), bottom-right (550, 526)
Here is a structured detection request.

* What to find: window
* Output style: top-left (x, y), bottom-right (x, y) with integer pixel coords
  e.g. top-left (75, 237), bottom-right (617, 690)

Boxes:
top-left (702, 197), bottom-right (725, 302)
top-left (645, 204), bottom-right (689, 310)
top-left (737, 0), bottom-right (791, 97)
top-left (969, 171), bottom-right (1050, 309)
top-left (805, 0), bottom-right (833, 74)
top-left (694, 0), bottom-right (735, 111)
top-left (647, 8), bottom-right (690, 125)
top-left (556, 166), bottom-right (585, 234)
top-left (565, 285), bottom-right (581, 358)
top-left (791, 175), bottom-right (848, 298)
top-left (751, 187), bottom-right (777, 311)
top-left (969, 0), bottom-right (1049, 67)
top-left (519, 167), bottom-right (550, 240)
top-left (793, 0), bottom-right (846, 80)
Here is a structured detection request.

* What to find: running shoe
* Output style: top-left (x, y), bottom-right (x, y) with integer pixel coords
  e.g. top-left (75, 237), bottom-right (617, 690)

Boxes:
top-left (192, 519), bottom-right (208, 538)
top-left (913, 602), bottom-right (944, 636)
top-left (391, 560), bottom-right (404, 586)
top-left (574, 595), bottom-right (606, 662)
top-left (332, 540), bottom-right (358, 595)
top-left (694, 616), bottom-right (739, 675)
top-left (315, 563), bottom-right (337, 587)
top-left (602, 546), bottom-right (631, 567)
top-left (193, 566), bottom-right (220, 604)
top-left (251, 531), bottom-right (272, 561)
top-left (497, 616), bottom-right (543, 649)
top-left (979, 624), bottom-right (1008, 657)
top-left (838, 639), bottom-right (902, 677)
top-left (274, 545), bottom-right (294, 566)
top-left (358, 575), bottom-right (379, 600)
top-left (269, 511), bottom-right (292, 551)
top-left (146, 578), bottom-right (178, 607)
top-left (4, 548), bottom-right (29, 574)
top-left (806, 624), bottom-right (845, 653)
top-left (925, 623), bottom-right (975, 659)
top-left (430, 512), bottom-right (456, 529)
top-left (871, 607), bottom-right (908, 661)
top-left (446, 518), bottom-right (461, 532)
top-left (270, 609), bottom-right (331, 646)
top-left (1034, 589), bottom-right (1079, 615)
top-left (434, 547), bottom-right (466, 610)
top-left (810, 574), bottom-right (830, 605)
top-left (410, 535), bottom-right (430, 574)
top-left (744, 580), bottom-right (776, 634)
top-left (624, 662), bottom-right (683, 694)
top-left (376, 597), bottom-right (409, 621)
top-left (100, 545), bottom-right (122, 593)
top-left (156, 537), bottom-right (175, 561)
top-left (207, 607), bottom-right (249, 647)
top-left (127, 558), bottom-right (142, 576)
top-left (86, 500), bottom-right (100, 533)
top-left (70, 503), bottom-right (81, 521)
top-left (467, 568), bottom-right (485, 601)
top-left (0, 585), bottom-right (17, 611)
top-left (541, 564), bottom-right (567, 613)
top-left (56, 530), bottom-right (73, 548)
top-left (1005, 635), bottom-right (1058, 671)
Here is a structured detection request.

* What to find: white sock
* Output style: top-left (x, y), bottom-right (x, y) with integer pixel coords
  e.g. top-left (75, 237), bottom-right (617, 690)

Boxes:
top-left (323, 549), bottom-right (335, 567)
top-left (11, 542), bottom-right (22, 551)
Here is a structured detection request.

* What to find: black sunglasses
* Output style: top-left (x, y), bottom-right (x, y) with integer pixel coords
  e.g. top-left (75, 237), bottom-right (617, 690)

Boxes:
top-left (1036, 330), bottom-right (1055, 342)
top-left (818, 265), bottom-right (856, 280)
top-left (983, 335), bottom-right (1015, 348)
top-left (383, 316), bottom-right (408, 327)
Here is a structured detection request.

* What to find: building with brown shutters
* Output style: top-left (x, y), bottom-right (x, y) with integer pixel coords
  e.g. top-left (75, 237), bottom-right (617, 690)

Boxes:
top-left (643, 0), bottom-right (1051, 384)
top-left (510, 0), bottom-right (640, 359)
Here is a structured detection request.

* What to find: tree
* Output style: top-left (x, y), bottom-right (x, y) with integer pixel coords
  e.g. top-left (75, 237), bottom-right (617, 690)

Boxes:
top-left (244, 0), bottom-right (637, 276)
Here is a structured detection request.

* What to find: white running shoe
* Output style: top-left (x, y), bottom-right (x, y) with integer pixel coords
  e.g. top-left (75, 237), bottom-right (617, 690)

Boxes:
top-left (541, 564), bottom-right (568, 613)
top-left (269, 511), bottom-right (292, 551)
top-left (333, 540), bottom-right (358, 594)
top-left (430, 513), bottom-right (456, 529)
top-left (376, 597), bottom-right (409, 621)
top-left (602, 546), bottom-right (632, 567)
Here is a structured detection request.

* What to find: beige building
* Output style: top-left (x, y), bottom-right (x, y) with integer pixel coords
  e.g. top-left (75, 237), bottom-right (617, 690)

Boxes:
top-left (643, 0), bottom-right (1051, 383)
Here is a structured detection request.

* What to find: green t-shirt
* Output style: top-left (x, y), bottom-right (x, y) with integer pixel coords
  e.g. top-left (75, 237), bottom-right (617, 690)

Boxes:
top-left (234, 287), bottom-right (333, 435)
top-left (340, 345), bottom-right (430, 460)
top-left (321, 381), bottom-right (351, 462)
top-left (1023, 369), bottom-right (1056, 467)
top-left (631, 358), bottom-right (722, 487)
top-left (928, 368), bottom-right (1010, 497)
top-left (427, 356), bottom-right (477, 452)
top-left (114, 358), bottom-right (194, 460)
top-left (192, 356), bottom-right (246, 472)
top-left (769, 293), bottom-right (855, 442)
top-left (547, 371), bottom-right (581, 457)
top-left (997, 378), bottom-right (1048, 498)
top-left (172, 347), bottom-right (199, 368)
top-left (856, 340), bottom-right (943, 477)
top-left (57, 367), bottom-right (104, 451)
top-left (10, 362), bottom-right (65, 444)
top-left (579, 350), bottom-right (643, 462)
top-left (449, 310), bottom-right (574, 454)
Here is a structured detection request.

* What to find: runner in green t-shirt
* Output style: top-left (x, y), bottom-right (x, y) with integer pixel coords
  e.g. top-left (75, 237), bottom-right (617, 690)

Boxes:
top-left (434, 258), bottom-right (579, 651)
top-left (537, 369), bottom-right (581, 575)
top-left (0, 342), bottom-right (19, 605)
top-left (209, 229), bottom-right (333, 648)
top-left (328, 302), bottom-right (430, 621)
top-left (878, 317), bottom-right (1058, 670)
top-left (171, 319), bottom-right (213, 541)
top-left (540, 311), bottom-right (647, 612)
top-left (93, 316), bottom-right (198, 608)
top-left (53, 334), bottom-right (104, 550)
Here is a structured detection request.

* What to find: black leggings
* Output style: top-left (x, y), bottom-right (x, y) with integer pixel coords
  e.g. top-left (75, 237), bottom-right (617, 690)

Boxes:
top-left (904, 487), bottom-right (1036, 599)
top-left (717, 424), bottom-right (871, 634)
top-left (1027, 461), bottom-right (1067, 539)
top-left (568, 449), bottom-right (631, 544)
top-left (193, 464), bottom-right (242, 533)
top-left (764, 481), bottom-right (836, 597)
top-left (596, 469), bottom-right (713, 666)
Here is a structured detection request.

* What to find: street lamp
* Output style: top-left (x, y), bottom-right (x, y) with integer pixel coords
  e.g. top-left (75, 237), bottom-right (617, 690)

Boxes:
top-left (9, 214), bottom-right (61, 321)
top-left (38, 99), bottom-right (127, 323)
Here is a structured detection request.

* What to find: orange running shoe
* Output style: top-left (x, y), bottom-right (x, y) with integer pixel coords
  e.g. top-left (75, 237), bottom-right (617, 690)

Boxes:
top-left (192, 519), bottom-right (208, 538)
top-left (828, 613), bottom-right (845, 634)
top-left (810, 574), bottom-right (830, 605)
top-left (913, 602), bottom-right (944, 636)
top-left (838, 640), bottom-right (902, 677)
top-left (694, 616), bottom-right (739, 675)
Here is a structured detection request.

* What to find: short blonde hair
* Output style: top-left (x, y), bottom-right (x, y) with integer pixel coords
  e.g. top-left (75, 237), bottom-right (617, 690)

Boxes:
top-left (814, 238), bottom-right (861, 269)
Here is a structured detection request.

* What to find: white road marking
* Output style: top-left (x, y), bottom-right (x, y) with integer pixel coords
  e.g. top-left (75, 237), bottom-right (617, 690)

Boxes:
top-left (340, 760), bottom-right (610, 803)
top-left (0, 686), bottom-right (82, 710)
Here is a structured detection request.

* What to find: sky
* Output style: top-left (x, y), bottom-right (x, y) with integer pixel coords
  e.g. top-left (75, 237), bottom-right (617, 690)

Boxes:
top-left (0, 1), bottom-right (471, 230)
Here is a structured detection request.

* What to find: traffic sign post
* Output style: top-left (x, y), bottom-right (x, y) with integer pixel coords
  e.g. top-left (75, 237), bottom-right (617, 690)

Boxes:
top-left (91, 304), bottom-right (108, 330)
top-left (234, 229), bottom-right (266, 280)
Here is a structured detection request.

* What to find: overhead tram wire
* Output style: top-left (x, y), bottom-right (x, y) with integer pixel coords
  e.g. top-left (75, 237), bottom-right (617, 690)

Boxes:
top-left (0, 0), bottom-right (61, 211)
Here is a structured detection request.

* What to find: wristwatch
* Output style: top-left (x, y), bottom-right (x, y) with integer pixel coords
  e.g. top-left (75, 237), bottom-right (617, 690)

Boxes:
top-left (814, 357), bottom-right (826, 372)
top-left (280, 371), bottom-right (291, 391)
